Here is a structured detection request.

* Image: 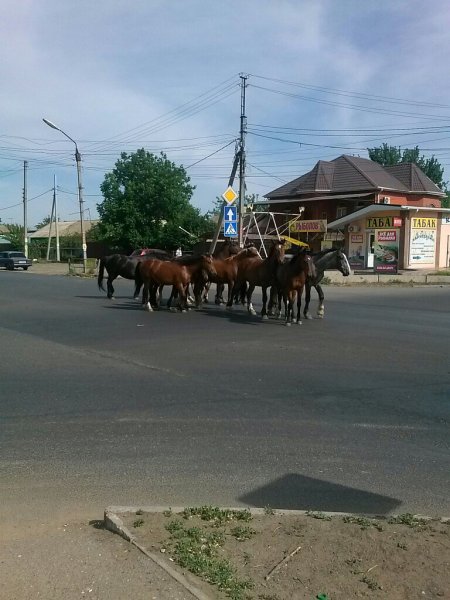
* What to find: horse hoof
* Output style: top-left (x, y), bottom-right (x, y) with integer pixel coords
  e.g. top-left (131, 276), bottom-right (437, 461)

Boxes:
top-left (285, 322), bottom-right (292, 327)
top-left (144, 303), bottom-right (153, 312)
top-left (249, 309), bottom-right (257, 316)
top-left (296, 320), bottom-right (303, 325)
top-left (305, 314), bottom-right (313, 320)
top-left (262, 314), bottom-right (269, 321)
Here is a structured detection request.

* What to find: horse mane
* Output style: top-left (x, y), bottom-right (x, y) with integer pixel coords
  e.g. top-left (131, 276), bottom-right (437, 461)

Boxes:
top-left (175, 253), bottom-right (210, 265)
top-left (309, 248), bottom-right (338, 258)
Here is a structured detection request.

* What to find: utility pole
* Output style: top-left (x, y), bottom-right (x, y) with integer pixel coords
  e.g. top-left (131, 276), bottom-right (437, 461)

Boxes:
top-left (46, 175), bottom-right (60, 261)
top-left (238, 73), bottom-right (248, 247)
top-left (209, 73), bottom-right (248, 253)
top-left (54, 174), bottom-right (60, 261)
top-left (23, 161), bottom-right (28, 257)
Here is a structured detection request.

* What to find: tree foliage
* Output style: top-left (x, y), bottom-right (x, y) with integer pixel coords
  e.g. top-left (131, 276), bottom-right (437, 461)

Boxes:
top-left (96, 149), bottom-right (212, 251)
top-left (368, 143), bottom-right (447, 191)
top-left (3, 223), bottom-right (25, 250)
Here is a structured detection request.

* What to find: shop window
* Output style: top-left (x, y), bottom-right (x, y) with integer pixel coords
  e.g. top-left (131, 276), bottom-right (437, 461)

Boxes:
top-left (336, 206), bottom-right (347, 218)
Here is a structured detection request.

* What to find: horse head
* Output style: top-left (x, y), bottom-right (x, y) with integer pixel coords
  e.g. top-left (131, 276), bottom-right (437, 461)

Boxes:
top-left (337, 249), bottom-right (351, 276)
top-left (269, 239), bottom-right (285, 263)
top-left (200, 253), bottom-right (218, 277)
top-left (304, 252), bottom-right (317, 278)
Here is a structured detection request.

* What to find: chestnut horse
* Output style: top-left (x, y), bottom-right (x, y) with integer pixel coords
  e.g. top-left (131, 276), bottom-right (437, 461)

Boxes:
top-left (197, 247), bottom-right (260, 308)
top-left (275, 250), bottom-right (316, 325)
top-left (136, 254), bottom-right (217, 312)
top-left (231, 240), bottom-right (285, 318)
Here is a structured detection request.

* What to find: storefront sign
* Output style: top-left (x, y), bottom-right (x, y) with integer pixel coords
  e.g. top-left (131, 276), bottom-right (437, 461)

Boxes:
top-left (350, 234), bottom-right (363, 243)
top-left (411, 217), bottom-right (436, 229)
top-left (348, 234), bottom-right (365, 269)
top-left (374, 229), bottom-right (399, 273)
top-left (290, 219), bottom-right (327, 233)
top-left (366, 216), bottom-right (401, 229)
top-left (323, 232), bottom-right (344, 241)
top-left (410, 228), bottom-right (436, 264)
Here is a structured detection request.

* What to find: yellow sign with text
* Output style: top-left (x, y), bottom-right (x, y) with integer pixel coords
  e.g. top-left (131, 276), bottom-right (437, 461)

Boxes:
top-left (289, 219), bottom-right (327, 233)
top-left (411, 217), bottom-right (436, 229)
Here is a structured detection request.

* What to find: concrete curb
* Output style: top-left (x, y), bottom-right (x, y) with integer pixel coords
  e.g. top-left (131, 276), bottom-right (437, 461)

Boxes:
top-left (104, 508), bottom-right (213, 600)
top-left (104, 505), bottom-right (449, 599)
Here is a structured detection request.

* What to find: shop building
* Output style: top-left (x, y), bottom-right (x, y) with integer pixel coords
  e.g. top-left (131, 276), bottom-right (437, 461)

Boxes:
top-left (264, 154), bottom-right (450, 271)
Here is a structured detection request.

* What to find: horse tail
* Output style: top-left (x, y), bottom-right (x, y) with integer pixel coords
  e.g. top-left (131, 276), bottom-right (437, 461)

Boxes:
top-left (97, 257), bottom-right (106, 291)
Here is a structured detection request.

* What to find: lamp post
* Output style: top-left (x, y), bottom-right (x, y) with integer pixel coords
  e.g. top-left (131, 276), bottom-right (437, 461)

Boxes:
top-left (42, 118), bottom-right (87, 273)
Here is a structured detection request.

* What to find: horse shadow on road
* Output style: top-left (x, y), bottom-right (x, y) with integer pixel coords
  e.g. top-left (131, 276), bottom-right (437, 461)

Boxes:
top-left (239, 473), bottom-right (401, 515)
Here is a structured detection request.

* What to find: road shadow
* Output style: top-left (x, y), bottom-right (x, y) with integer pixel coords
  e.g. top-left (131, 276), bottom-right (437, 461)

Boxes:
top-left (239, 473), bottom-right (401, 516)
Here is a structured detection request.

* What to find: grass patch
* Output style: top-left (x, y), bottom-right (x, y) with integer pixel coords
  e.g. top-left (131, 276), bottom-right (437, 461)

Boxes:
top-left (181, 505), bottom-right (252, 526)
top-left (306, 511), bottom-right (332, 521)
top-left (342, 515), bottom-right (383, 531)
top-left (133, 518), bottom-right (144, 528)
top-left (388, 513), bottom-right (429, 529)
top-left (163, 514), bottom-right (254, 600)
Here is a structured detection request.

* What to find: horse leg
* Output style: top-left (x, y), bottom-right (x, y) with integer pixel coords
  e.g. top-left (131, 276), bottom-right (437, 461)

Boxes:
top-left (177, 283), bottom-right (188, 312)
top-left (303, 282), bottom-right (313, 320)
top-left (202, 282), bottom-right (210, 303)
top-left (107, 277), bottom-right (115, 299)
top-left (167, 286), bottom-right (176, 310)
top-left (295, 286), bottom-right (303, 325)
top-left (316, 284), bottom-right (325, 318)
top-left (261, 287), bottom-right (269, 320)
top-left (247, 283), bottom-right (257, 316)
top-left (267, 286), bottom-right (276, 316)
top-left (142, 282), bottom-right (153, 312)
top-left (133, 281), bottom-right (142, 301)
top-left (215, 282), bottom-right (225, 305)
top-left (224, 281), bottom-right (233, 310)
top-left (285, 290), bottom-right (295, 326)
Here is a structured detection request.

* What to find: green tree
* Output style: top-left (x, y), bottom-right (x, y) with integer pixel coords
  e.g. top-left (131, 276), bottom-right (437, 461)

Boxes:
top-left (96, 149), bottom-right (210, 251)
top-left (368, 143), bottom-right (447, 191)
top-left (3, 223), bottom-right (25, 250)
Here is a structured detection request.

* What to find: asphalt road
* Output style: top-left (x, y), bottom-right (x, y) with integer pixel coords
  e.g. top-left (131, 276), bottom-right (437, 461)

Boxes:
top-left (1, 271), bottom-right (449, 529)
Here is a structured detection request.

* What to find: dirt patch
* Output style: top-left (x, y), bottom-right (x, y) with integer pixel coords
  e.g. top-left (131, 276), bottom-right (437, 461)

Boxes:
top-left (119, 507), bottom-right (450, 600)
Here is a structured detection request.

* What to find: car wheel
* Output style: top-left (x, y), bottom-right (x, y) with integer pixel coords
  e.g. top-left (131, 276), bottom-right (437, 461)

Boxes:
top-left (23, 266), bottom-right (29, 270)
top-left (7, 262), bottom-right (14, 270)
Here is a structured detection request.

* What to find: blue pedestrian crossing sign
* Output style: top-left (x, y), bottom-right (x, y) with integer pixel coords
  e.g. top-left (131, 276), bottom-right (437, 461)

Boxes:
top-left (223, 205), bottom-right (238, 238)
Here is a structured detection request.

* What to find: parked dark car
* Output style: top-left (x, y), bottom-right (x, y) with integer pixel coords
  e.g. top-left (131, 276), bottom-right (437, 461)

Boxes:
top-left (0, 251), bottom-right (33, 270)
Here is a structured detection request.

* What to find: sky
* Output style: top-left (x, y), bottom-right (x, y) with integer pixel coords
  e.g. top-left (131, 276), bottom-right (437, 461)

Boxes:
top-left (1, 0), bottom-right (450, 229)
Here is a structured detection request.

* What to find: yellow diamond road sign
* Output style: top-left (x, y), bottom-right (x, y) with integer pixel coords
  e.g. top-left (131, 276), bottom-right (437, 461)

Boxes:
top-left (222, 186), bottom-right (237, 204)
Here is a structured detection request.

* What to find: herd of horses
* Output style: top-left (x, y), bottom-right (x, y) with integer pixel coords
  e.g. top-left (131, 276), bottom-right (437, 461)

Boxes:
top-left (97, 240), bottom-right (351, 325)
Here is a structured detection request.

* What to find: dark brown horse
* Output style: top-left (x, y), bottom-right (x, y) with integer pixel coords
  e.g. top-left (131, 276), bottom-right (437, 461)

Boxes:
top-left (275, 250), bottom-right (316, 325)
top-left (231, 240), bottom-right (285, 318)
top-left (136, 254), bottom-right (217, 312)
top-left (97, 250), bottom-right (170, 299)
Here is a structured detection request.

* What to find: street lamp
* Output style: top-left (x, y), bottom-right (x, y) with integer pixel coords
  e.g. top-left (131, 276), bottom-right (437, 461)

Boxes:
top-left (42, 118), bottom-right (87, 273)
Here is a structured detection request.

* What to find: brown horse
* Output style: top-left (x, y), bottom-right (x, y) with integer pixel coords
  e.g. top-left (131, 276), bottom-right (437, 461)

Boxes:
top-left (201, 240), bottom-right (241, 304)
top-left (197, 247), bottom-right (260, 308)
top-left (136, 254), bottom-right (217, 312)
top-left (231, 240), bottom-right (285, 318)
top-left (275, 250), bottom-right (316, 325)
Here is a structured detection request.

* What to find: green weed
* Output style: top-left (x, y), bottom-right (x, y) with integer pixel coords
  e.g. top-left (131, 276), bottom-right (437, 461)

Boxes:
top-left (133, 518), bottom-right (144, 528)
top-left (306, 511), bottom-right (332, 521)
top-left (230, 525), bottom-right (256, 541)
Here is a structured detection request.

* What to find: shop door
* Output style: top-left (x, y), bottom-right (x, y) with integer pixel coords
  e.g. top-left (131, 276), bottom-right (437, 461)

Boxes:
top-left (367, 232), bottom-right (375, 268)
